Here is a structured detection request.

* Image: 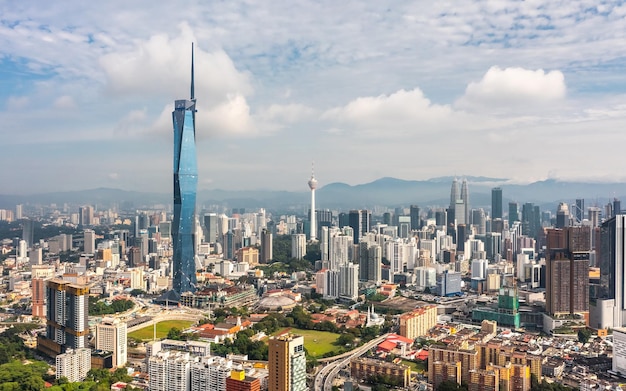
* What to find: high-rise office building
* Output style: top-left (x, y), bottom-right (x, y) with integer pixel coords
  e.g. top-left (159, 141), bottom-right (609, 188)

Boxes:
top-left (592, 215), bottom-right (626, 329)
top-left (358, 241), bottom-right (381, 284)
top-left (84, 229), bottom-right (95, 254)
top-left (410, 205), bottom-right (421, 231)
top-left (96, 317), bottom-right (127, 368)
top-left (15, 204), bottom-right (23, 220)
top-left (555, 202), bottom-right (570, 228)
top-left (261, 229), bottom-right (273, 263)
top-left (508, 202), bottom-right (519, 226)
top-left (348, 210), bottom-right (371, 244)
top-left (308, 169), bottom-right (317, 241)
top-left (172, 44), bottom-right (199, 295)
top-left (22, 219), bottom-right (34, 248)
top-left (79, 205), bottom-right (94, 226)
top-left (38, 279), bottom-right (89, 357)
top-left (491, 187), bottom-right (503, 220)
top-left (574, 199), bottom-right (585, 224)
top-left (545, 227), bottom-right (590, 317)
top-left (203, 213), bottom-right (218, 244)
top-left (521, 203), bottom-right (541, 239)
top-left (472, 209), bottom-right (486, 235)
top-left (268, 335), bottom-right (306, 391)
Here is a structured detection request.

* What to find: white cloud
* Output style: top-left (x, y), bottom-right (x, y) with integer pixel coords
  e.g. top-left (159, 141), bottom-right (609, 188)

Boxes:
top-left (258, 103), bottom-right (316, 124)
top-left (99, 23), bottom-right (252, 106)
top-left (456, 66), bottom-right (566, 112)
top-left (6, 96), bottom-right (29, 110)
top-left (146, 94), bottom-right (256, 139)
top-left (53, 95), bottom-right (76, 109)
top-left (4, 1), bottom-right (626, 192)
top-left (323, 88), bottom-right (469, 137)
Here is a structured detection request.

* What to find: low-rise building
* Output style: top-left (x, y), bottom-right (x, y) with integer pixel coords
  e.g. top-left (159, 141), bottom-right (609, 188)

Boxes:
top-left (350, 357), bottom-right (410, 388)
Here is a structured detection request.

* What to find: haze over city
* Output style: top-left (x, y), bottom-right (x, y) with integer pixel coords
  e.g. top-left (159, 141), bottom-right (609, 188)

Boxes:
top-left (2, 1), bottom-right (626, 194)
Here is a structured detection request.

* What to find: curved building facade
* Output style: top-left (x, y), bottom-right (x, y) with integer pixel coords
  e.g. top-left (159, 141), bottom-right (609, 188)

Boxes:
top-left (172, 44), bottom-right (198, 294)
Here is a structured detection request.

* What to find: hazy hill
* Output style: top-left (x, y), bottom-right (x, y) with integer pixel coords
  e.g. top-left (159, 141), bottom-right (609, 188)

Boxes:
top-left (1, 177), bottom-right (625, 212)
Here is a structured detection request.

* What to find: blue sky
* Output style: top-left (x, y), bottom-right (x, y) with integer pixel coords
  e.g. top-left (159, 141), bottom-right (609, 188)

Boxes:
top-left (2, 1), bottom-right (626, 194)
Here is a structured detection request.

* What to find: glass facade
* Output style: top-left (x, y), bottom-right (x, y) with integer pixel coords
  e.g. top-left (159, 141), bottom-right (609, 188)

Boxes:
top-left (172, 50), bottom-right (198, 294)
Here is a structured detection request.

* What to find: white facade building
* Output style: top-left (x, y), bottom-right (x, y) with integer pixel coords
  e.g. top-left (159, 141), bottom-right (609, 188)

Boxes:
top-left (56, 348), bottom-right (91, 382)
top-left (190, 356), bottom-right (232, 391)
top-left (96, 317), bottom-right (127, 368)
top-left (149, 351), bottom-right (192, 391)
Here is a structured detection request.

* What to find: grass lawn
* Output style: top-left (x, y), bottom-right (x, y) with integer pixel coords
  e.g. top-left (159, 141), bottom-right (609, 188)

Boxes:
top-left (128, 320), bottom-right (195, 341)
top-left (272, 328), bottom-right (341, 358)
top-left (402, 360), bottom-right (427, 373)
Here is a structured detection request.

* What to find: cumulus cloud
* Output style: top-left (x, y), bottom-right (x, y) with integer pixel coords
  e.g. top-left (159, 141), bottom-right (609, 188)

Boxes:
top-left (456, 66), bottom-right (566, 112)
top-left (99, 23), bottom-right (252, 106)
top-left (322, 88), bottom-right (460, 137)
top-left (146, 94), bottom-right (256, 139)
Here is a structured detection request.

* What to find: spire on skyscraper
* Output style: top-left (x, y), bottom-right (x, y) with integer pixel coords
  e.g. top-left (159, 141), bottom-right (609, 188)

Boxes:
top-left (172, 43), bottom-right (199, 295)
top-left (450, 177), bottom-right (459, 210)
top-left (308, 162), bottom-right (318, 242)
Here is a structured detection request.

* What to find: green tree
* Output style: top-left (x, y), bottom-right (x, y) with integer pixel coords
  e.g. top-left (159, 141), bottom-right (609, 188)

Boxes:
top-left (167, 327), bottom-right (183, 340)
top-left (578, 328), bottom-right (592, 344)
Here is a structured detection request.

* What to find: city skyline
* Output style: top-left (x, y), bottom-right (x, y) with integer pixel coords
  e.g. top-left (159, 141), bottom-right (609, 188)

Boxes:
top-left (2, 2), bottom-right (626, 194)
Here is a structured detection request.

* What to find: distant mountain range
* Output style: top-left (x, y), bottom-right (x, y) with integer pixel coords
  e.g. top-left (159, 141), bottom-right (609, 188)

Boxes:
top-left (1, 176), bottom-right (625, 213)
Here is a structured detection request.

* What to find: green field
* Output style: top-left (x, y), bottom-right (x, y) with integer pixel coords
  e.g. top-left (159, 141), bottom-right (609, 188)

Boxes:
top-left (128, 320), bottom-right (195, 341)
top-left (402, 360), bottom-right (426, 373)
top-left (272, 328), bottom-right (341, 358)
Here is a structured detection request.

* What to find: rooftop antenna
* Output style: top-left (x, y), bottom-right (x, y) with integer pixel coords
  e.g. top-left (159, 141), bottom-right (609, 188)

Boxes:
top-left (190, 42), bottom-right (195, 100)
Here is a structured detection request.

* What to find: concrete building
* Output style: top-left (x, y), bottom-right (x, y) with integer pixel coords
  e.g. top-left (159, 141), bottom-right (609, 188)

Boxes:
top-left (31, 278), bottom-right (46, 318)
top-left (339, 263), bottom-right (359, 301)
top-left (350, 357), bottom-right (410, 388)
top-left (190, 356), bottom-right (233, 391)
top-left (84, 229), bottom-right (96, 254)
top-left (149, 351), bottom-right (191, 391)
top-left (226, 369), bottom-right (261, 391)
top-left (591, 216), bottom-right (626, 329)
top-left (268, 335), bottom-right (306, 391)
top-left (612, 328), bottom-right (626, 376)
top-left (545, 227), bottom-right (590, 318)
top-left (436, 270), bottom-right (462, 296)
top-left (358, 241), bottom-right (382, 284)
top-left (291, 234), bottom-right (307, 260)
top-left (261, 229), bottom-right (273, 263)
top-left (96, 317), bottom-right (127, 368)
top-left (38, 279), bottom-right (89, 357)
top-left (399, 305), bottom-right (438, 340)
top-left (56, 348), bottom-right (91, 382)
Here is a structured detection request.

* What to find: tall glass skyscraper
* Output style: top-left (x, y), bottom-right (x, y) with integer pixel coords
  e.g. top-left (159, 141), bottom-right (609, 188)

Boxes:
top-left (172, 44), bottom-right (198, 294)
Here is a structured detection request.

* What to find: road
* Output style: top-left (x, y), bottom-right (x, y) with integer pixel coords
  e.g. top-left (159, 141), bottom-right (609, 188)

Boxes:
top-left (313, 333), bottom-right (389, 391)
